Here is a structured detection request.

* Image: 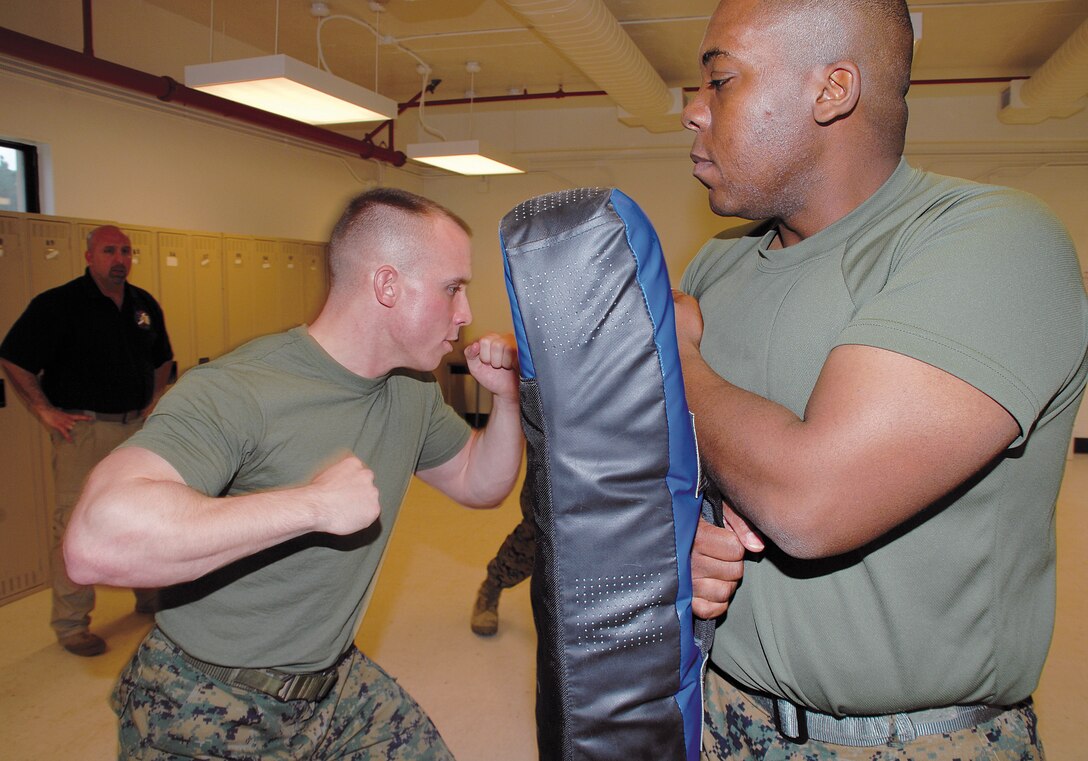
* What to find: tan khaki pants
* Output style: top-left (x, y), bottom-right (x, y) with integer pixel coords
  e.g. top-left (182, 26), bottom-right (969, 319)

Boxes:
top-left (49, 418), bottom-right (153, 639)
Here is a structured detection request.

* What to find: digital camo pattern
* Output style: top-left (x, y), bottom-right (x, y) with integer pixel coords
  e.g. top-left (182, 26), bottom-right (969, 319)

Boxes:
top-left (485, 486), bottom-right (536, 589)
top-left (701, 669), bottom-right (1045, 761)
top-left (112, 628), bottom-right (454, 761)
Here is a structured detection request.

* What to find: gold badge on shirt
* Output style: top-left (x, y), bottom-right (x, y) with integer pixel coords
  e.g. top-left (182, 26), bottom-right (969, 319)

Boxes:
top-left (135, 310), bottom-right (152, 329)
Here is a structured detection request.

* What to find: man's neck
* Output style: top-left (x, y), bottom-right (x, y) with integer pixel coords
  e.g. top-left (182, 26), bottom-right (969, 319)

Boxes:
top-left (775, 157), bottom-right (901, 247)
top-left (308, 310), bottom-right (391, 379)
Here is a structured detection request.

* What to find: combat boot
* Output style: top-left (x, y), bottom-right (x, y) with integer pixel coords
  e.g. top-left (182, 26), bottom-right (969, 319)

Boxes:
top-left (470, 578), bottom-right (502, 636)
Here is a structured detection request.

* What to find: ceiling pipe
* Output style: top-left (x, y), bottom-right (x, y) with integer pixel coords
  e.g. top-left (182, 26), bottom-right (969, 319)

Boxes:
top-left (0, 25), bottom-right (406, 166)
top-left (498, 0), bottom-right (683, 133)
top-left (999, 17), bottom-right (1088, 124)
top-left (400, 85), bottom-right (609, 111)
top-left (398, 77), bottom-right (1028, 112)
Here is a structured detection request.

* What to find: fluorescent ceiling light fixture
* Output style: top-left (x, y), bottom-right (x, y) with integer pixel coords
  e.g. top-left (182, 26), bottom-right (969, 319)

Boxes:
top-left (406, 140), bottom-right (524, 175)
top-left (184, 54), bottom-right (397, 125)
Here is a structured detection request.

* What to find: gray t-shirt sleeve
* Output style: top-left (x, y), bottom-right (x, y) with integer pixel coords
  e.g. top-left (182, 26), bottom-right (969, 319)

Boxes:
top-left (416, 379), bottom-right (474, 472)
top-left (837, 187), bottom-right (1086, 443)
top-left (121, 364), bottom-right (261, 496)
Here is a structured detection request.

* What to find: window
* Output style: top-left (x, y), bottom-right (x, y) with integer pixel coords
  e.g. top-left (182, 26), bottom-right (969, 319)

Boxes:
top-left (0, 139), bottom-right (41, 213)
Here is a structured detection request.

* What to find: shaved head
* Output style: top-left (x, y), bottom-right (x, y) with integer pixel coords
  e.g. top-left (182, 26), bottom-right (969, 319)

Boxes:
top-left (86, 225), bottom-right (130, 252)
top-left (685, 0), bottom-right (914, 236)
top-left (326, 188), bottom-right (471, 294)
top-left (752, 0), bottom-right (914, 151)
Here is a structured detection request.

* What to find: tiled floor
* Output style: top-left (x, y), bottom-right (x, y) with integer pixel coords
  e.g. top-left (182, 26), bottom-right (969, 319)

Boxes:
top-left (0, 458), bottom-right (1084, 760)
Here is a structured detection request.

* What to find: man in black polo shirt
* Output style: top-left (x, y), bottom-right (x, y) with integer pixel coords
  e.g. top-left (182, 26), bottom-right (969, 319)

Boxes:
top-left (0, 225), bottom-right (173, 656)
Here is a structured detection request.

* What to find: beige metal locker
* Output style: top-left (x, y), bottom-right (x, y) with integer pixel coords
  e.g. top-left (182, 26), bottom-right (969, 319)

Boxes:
top-left (279, 240), bottom-right (306, 332)
top-left (192, 235), bottom-right (225, 365)
top-left (252, 238), bottom-right (280, 339)
top-left (224, 236), bottom-right (257, 351)
top-left (123, 225), bottom-right (160, 299)
top-left (224, 236), bottom-right (281, 350)
top-left (26, 216), bottom-right (77, 294)
top-left (302, 243), bottom-right (328, 325)
top-left (157, 230), bottom-right (196, 375)
top-left (0, 214), bottom-right (51, 605)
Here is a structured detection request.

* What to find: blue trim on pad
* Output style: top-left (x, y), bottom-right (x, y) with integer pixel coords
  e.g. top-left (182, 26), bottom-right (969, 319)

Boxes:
top-left (611, 189), bottom-right (703, 761)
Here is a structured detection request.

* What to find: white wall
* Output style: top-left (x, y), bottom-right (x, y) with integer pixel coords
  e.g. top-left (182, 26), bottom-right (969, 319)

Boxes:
top-left (0, 68), bottom-right (421, 240)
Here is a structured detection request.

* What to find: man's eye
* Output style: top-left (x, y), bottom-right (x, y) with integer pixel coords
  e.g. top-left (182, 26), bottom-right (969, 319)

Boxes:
top-left (709, 78), bottom-right (730, 91)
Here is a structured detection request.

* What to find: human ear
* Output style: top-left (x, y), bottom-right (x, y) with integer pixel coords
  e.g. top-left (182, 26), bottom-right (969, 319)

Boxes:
top-left (373, 265), bottom-right (398, 308)
top-left (813, 62), bottom-right (860, 124)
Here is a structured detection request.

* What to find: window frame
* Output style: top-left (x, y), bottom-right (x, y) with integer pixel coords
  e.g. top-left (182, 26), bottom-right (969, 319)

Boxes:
top-left (0, 138), bottom-right (42, 214)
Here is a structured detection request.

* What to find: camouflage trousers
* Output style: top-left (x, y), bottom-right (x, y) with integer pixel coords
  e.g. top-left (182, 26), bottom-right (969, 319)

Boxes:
top-left (702, 667), bottom-right (1046, 761)
top-left (485, 484), bottom-right (536, 590)
top-left (111, 627), bottom-right (455, 760)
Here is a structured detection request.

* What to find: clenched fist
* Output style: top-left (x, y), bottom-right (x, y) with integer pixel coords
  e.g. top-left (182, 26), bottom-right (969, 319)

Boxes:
top-left (306, 453), bottom-right (381, 535)
top-left (465, 333), bottom-right (519, 402)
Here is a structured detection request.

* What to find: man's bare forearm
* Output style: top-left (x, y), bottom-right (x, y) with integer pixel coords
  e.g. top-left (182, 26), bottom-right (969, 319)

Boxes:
top-left (0, 359), bottom-right (53, 416)
top-left (459, 394), bottom-right (524, 506)
top-left (64, 448), bottom-right (381, 587)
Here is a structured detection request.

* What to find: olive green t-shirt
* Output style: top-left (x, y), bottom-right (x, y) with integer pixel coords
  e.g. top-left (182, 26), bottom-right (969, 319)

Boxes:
top-left (681, 160), bottom-right (1088, 714)
top-left (123, 326), bottom-right (471, 671)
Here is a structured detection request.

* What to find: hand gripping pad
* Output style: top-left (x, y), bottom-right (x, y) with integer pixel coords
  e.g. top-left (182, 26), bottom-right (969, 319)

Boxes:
top-left (500, 189), bottom-right (702, 761)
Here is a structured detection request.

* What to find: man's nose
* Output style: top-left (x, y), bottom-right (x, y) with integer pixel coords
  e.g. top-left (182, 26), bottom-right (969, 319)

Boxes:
top-left (682, 93), bottom-right (708, 132)
top-left (457, 293), bottom-right (472, 326)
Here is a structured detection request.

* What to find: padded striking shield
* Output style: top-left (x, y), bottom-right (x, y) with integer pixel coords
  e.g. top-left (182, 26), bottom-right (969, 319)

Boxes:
top-left (500, 188), bottom-right (702, 761)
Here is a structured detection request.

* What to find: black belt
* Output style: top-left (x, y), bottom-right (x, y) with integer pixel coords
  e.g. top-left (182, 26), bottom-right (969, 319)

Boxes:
top-left (64, 408), bottom-right (143, 423)
top-left (744, 688), bottom-right (1010, 746)
top-left (174, 643), bottom-right (343, 703)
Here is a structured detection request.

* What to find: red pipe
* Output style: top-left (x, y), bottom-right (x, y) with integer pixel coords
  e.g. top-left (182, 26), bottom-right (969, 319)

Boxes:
top-left (0, 25), bottom-right (406, 166)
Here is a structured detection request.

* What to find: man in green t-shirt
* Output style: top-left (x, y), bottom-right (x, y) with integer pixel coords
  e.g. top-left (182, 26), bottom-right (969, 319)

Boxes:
top-left (679, 1), bottom-right (1088, 759)
top-left (63, 188), bottom-right (524, 760)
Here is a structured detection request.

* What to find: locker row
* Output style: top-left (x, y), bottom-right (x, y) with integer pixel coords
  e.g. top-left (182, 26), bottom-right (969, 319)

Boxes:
top-left (0, 212), bottom-right (329, 606)
top-left (0, 212), bottom-right (329, 379)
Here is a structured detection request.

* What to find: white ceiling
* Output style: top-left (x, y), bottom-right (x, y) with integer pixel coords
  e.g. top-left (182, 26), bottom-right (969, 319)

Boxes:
top-left (135, 0), bottom-right (1088, 109)
top-left (1, 0), bottom-right (1086, 148)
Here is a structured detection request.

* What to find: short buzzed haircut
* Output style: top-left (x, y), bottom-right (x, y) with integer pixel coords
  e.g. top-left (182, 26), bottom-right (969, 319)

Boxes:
top-left (761, 0), bottom-right (914, 152)
top-left (327, 187), bottom-right (471, 288)
top-left (818, 0), bottom-right (914, 99)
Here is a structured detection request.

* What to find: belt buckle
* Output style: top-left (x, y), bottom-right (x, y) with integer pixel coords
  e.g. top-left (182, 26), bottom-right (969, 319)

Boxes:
top-left (276, 669), bottom-right (339, 702)
top-left (772, 698), bottom-right (809, 744)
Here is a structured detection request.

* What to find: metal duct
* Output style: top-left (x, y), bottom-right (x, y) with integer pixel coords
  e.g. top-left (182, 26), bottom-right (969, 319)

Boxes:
top-left (499, 0), bottom-right (684, 133)
top-left (999, 17), bottom-right (1088, 124)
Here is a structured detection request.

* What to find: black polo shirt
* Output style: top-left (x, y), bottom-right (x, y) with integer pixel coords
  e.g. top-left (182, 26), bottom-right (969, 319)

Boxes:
top-left (0, 269), bottom-right (173, 413)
